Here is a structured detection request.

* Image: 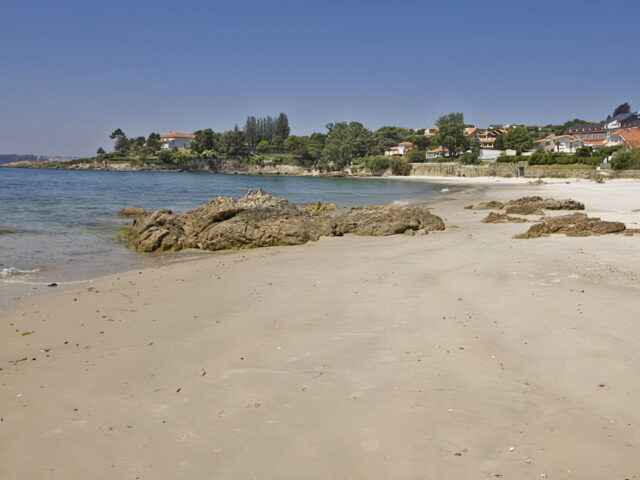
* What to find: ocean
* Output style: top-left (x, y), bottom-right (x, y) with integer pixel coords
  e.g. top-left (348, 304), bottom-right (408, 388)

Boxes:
top-left (0, 168), bottom-right (453, 305)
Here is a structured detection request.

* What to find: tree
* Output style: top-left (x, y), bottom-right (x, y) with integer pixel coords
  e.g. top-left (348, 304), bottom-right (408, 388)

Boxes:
top-left (372, 126), bottom-right (413, 154)
top-left (147, 133), bottom-right (161, 152)
top-left (407, 148), bottom-right (426, 163)
top-left (613, 102), bottom-right (631, 117)
top-left (114, 136), bottom-right (131, 155)
top-left (244, 116), bottom-right (259, 147)
top-left (158, 150), bottom-right (173, 163)
top-left (283, 135), bottom-right (309, 156)
top-left (191, 128), bottom-right (217, 153)
top-left (434, 113), bottom-right (468, 157)
top-left (389, 157), bottom-right (412, 175)
top-left (321, 122), bottom-right (374, 170)
top-left (502, 126), bottom-right (533, 154)
top-left (96, 147), bottom-right (106, 155)
top-left (256, 140), bottom-right (270, 153)
top-left (109, 128), bottom-right (125, 140)
top-left (219, 125), bottom-right (246, 156)
top-left (469, 138), bottom-right (481, 155)
top-left (494, 134), bottom-right (505, 150)
top-left (307, 133), bottom-right (326, 161)
top-left (275, 113), bottom-right (290, 140)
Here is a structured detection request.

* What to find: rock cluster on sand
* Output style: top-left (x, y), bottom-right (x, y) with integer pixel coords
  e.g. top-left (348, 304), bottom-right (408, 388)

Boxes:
top-left (514, 213), bottom-right (627, 238)
top-left (469, 196), bottom-right (630, 237)
top-left (481, 212), bottom-right (529, 223)
top-left (125, 189), bottom-right (445, 253)
top-left (466, 196), bottom-right (585, 213)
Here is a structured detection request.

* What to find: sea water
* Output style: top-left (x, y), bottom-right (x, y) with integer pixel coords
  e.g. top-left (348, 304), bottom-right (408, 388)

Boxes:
top-left (0, 168), bottom-right (453, 305)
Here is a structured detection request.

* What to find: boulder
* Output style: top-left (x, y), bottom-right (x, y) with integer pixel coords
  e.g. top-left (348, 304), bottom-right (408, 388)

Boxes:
top-left (336, 206), bottom-right (445, 236)
top-left (118, 207), bottom-right (149, 218)
top-left (505, 204), bottom-right (545, 215)
top-left (481, 213), bottom-right (529, 223)
top-left (464, 201), bottom-right (504, 210)
top-left (467, 196), bottom-right (585, 215)
top-left (304, 202), bottom-right (340, 214)
top-left (515, 213), bottom-right (626, 239)
top-left (125, 190), bottom-right (444, 253)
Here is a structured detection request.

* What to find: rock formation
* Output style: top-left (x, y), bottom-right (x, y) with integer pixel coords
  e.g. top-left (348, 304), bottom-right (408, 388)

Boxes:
top-left (514, 213), bottom-right (627, 238)
top-left (466, 196), bottom-right (584, 214)
top-left (125, 189), bottom-right (445, 253)
top-left (481, 213), bottom-right (529, 223)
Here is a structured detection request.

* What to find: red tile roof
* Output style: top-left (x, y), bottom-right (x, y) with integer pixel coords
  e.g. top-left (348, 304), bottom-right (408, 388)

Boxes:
top-left (161, 132), bottom-right (195, 139)
top-left (616, 128), bottom-right (640, 149)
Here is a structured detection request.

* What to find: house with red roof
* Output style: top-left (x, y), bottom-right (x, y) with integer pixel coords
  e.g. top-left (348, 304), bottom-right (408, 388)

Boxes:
top-left (608, 128), bottom-right (640, 149)
top-left (160, 132), bottom-right (196, 151)
top-left (384, 141), bottom-right (414, 157)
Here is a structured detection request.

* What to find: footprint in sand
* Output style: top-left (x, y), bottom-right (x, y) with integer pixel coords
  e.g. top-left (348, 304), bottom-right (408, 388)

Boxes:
top-left (360, 429), bottom-right (380, 452)
top-left (40, 428), bottom-right (63, 438)
top-left (177, 432), bottom-right (194, 441)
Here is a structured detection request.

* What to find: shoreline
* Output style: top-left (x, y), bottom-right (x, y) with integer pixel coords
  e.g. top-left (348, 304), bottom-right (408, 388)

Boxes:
top-left (2, 178), bottom-right (640, 478)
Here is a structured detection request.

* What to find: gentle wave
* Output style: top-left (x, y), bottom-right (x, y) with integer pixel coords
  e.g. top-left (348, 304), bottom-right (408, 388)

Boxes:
top-left (440, 188), bottom-right (450, 192)
top-left (1, 267), bottom-right (41, 278)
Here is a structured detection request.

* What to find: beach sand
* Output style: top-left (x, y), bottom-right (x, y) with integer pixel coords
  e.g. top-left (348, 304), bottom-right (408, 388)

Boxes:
top-left (1, 178), bottom-right (639, 479)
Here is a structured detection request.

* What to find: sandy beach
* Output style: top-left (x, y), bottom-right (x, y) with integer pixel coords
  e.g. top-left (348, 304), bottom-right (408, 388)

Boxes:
top-left (1, 178), bottom-right (639, 479)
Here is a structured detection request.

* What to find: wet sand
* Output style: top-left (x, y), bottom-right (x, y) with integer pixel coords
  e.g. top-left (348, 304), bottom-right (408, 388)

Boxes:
top-left (1, 178), bottom-right (639, 479)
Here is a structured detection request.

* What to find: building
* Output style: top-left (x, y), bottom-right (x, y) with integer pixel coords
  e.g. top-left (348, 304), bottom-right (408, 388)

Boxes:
top-left (565, 122), bottom-right (607, 141)
top-left (609, 128), bottom-right (640, 149)
top-left (423, 127), bottom-right (439, 137)
top-left (533, 135), bottom-right (584, 154)
top-left (384, 142), bottom-right (413, 156)
top-left (605, 111), bottom-right (640, 132)
top-left (469, 128), bottom-right (507, 149)
top-left (425, 147), bottom-right (451, 159)
top-left (160, 132), bottom-right (196, 151)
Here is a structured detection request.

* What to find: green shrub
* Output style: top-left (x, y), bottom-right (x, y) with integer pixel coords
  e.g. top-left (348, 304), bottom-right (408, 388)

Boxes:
top-left (364, 156), bottom-right (390, 172)
top-left (407, 149), bottom-right (426, 163)
top-left (256, 140), bottom-right (270, 153)
top-left (611, 149), bottom-right (640, 170)
top-left (158, 150), bottom-right (173, 163)
top-left (389, 157), bottom-right (412, 175)
top-left (458, 152), bottom-right (479, 165)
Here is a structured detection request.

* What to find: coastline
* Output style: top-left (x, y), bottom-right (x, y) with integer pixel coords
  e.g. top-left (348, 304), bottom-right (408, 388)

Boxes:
top-left (1, 179), bottom-right (640, 478)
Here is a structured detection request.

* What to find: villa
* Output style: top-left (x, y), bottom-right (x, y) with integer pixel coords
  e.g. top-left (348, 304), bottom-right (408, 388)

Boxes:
top-left (384, 142), bottom-right (414, 156)
top-left (160, 132), bottom-right (196, 151)
top-left (533, 135), bottom-right (584, 154)
top-left (609, 128), bottom-right (640, 149)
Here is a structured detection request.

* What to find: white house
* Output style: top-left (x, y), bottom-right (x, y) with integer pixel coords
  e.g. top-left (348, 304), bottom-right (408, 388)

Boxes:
top-left (384, 142), bottom-right (414, 156)
top-left (423, 127), bottom-right (439, 137)
top-left (160, 132), bottom-right (196, 151)
top-left (478, 149), bottom-right (503, 162)
top-left (533, 135), bottom-right (583, 154)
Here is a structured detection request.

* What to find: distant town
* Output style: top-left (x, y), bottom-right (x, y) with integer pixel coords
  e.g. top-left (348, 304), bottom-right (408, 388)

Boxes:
top-left (3, 103), bottom-right (640, 175)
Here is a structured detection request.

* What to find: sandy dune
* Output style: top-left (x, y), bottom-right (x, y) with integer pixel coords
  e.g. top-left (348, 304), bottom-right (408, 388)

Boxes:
top-left (1, 179), bottom-right (639, 479)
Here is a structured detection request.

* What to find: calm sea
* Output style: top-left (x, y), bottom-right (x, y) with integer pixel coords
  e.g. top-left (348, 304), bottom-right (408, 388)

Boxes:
top-left (0, 168), bottom-right (453, 305)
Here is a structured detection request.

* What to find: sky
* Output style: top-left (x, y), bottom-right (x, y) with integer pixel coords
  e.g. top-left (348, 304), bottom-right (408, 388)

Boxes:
top-left (1, 0), bottom-right (639, 157)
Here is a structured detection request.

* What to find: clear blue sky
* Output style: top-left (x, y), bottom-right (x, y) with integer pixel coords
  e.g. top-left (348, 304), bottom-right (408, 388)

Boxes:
top-left (1, 0), bottom-right (638, 156)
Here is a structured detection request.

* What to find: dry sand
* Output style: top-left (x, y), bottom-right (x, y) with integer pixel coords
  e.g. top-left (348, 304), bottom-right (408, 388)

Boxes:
top-left (1, 179), bottom-right (639, 479)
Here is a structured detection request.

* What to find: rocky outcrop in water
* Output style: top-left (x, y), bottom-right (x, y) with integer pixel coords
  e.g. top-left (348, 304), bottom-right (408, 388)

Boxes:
top-left (118, 207), bottom-right (149, 218)
top-left (125, 189), bottom-right (445, 253)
